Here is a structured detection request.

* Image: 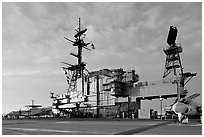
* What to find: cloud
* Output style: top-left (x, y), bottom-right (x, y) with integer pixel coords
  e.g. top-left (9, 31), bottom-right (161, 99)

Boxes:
top-left (2, 69), bottom-right (62, 78)
top-left (138, 5), bottom-right (162, 29)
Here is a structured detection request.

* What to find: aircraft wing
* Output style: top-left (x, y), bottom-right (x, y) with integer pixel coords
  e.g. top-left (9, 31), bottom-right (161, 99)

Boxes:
top-left (187, 93), bottom-right (200, 100)
top-left (179, 93), bottom-right (201, 105)
top-left (136, 94), bottom-right (179, 100)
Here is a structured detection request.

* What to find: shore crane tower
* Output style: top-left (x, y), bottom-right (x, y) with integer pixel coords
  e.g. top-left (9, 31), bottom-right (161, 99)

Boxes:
top-left (163, 26), bottom-right (196, 101)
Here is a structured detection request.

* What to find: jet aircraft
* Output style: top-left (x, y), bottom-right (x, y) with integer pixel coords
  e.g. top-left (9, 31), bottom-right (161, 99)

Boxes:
top-left (165, 93), bottom-right (201, 123)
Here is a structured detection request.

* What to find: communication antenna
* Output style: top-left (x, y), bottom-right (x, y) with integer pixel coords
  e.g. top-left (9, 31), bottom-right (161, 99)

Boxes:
top-left (163, 26), bottom-right (196, 101)
top-left (63, 18), bottom-right (95, 97)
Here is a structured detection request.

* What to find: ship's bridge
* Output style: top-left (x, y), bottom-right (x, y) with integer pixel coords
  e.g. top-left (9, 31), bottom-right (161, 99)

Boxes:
top-left (104, 77), bottom-right (184, 101)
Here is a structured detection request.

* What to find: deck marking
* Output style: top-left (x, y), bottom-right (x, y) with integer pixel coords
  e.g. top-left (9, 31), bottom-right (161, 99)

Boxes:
top-left (55, 121), bottom-right (158, 126)
top-left (115, 120), bottom-right (172, 135)
top-left (169, 123), bottom-right (202, 126)
top-left (4, 128), bottom-right (80, 133)
top-left (3, 127), bottom-right (109, 134)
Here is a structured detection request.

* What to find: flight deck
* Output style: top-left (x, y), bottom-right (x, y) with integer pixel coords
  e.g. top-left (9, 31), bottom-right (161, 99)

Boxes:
top-left (2, 118), bottom-right (202, 135)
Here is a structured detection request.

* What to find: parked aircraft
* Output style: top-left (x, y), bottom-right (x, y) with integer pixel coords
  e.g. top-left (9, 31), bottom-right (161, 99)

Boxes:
top-left (165, 93), bottom-right (201, 123)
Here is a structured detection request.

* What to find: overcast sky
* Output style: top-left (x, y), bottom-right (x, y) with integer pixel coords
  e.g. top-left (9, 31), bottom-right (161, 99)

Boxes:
top-left (2, 2), bottom-right (202, 114)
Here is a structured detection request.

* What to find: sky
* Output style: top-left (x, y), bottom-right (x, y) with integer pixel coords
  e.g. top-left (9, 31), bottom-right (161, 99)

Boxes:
top-left (2, 2), bottom-right (202, 114)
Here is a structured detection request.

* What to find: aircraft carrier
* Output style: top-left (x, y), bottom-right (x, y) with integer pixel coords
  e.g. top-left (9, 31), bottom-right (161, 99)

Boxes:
top-left (49, 18), bottom-right (197, 119)
top-left (3, 18), bottom-right (201, 135)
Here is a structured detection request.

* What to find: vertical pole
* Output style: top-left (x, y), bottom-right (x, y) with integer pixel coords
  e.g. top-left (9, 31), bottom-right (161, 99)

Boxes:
top-left (79, 18), bottom-right (81, 32)
top-left (128, 96), bottom-right (131, 118)
top-left (82, 69), bottom-right (84, 96)
top-left (78, 18), bottom-right (84, 96)
top-left (177, 53), bottom-right (184, 97)
top-left (78, 18), bottom-right (81, 65)
top-left (135, 98), bottom-right (141, 119)
top-left (31, 100), bottom-right (34, 106)
top-left (160, 98), bottom-right (163, 121)
top-left (87, 77), bottom-right (90, 95)
top-left (96, 75), bottom-right (100, 118)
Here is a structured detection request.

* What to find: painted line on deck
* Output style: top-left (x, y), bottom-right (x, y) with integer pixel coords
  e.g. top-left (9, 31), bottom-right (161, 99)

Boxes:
top-left (2, 121), bottom-right (37, 125)
top-left (189, 124), bottom-right (202, 127)
top-left (55, 121), bottom-right (159, 126)
top-left (114, 120), bottom-right (172, 135)
top-left (4, 128), bottom-right (80, 133)
top-left (169, 123), bottom-right (202, 127)
top-left (3, 127), bottom-right (109, 134)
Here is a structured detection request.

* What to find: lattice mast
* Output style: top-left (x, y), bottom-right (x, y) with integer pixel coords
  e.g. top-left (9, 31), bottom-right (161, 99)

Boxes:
top-left (163, 26), bottom-right (196, 101)
top-left (62, 18), bottom-right (95, 97)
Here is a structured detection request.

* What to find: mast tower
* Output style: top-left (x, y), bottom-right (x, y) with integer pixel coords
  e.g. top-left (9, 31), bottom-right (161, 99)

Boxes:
top-left (62, 18), bottom-right (94, 97)
top-left (163, 26), bottom-right (196, 100)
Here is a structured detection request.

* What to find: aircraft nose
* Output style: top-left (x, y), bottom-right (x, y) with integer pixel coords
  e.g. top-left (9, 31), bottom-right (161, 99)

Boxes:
top-left (172, 102), bottom-right (188, 114)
